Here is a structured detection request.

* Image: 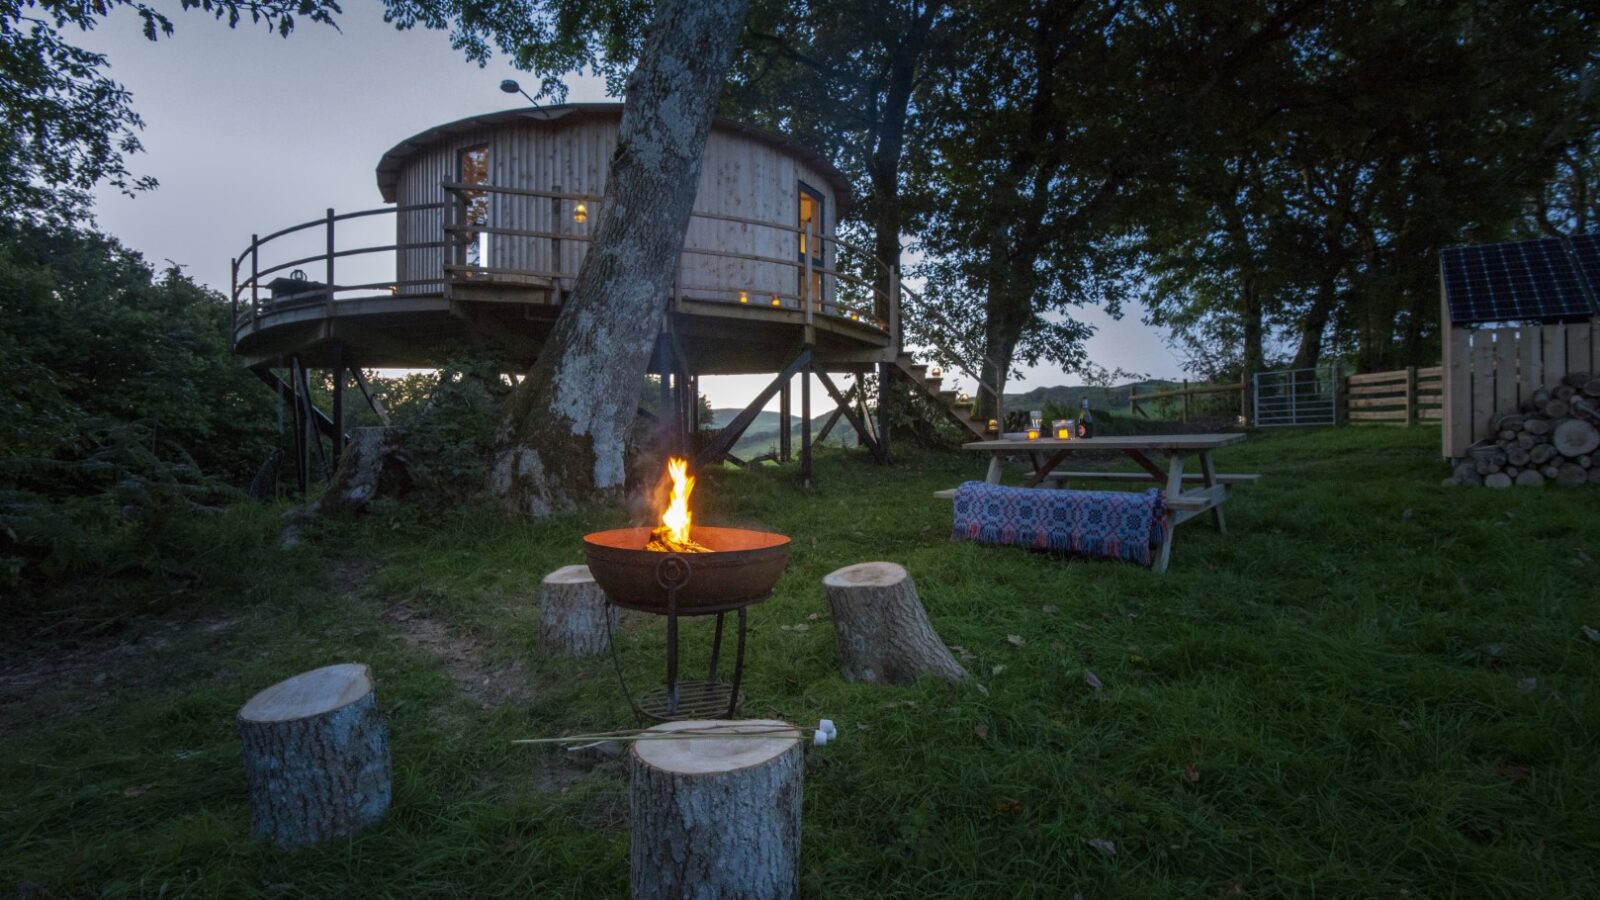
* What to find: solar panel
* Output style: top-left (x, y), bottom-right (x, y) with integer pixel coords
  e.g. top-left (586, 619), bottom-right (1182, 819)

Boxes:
top-left (1569, 233), bottom-right (1600, 302)
top-left (1440, 237), bottom-right (1595, 324)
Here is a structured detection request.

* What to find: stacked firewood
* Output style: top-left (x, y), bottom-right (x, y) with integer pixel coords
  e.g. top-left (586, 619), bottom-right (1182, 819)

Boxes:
top-left (1448, 372), bottom-right (1600, 488)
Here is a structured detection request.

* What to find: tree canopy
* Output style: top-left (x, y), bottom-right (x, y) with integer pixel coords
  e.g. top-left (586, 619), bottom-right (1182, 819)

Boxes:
top-left (0, 0), bottom-right (342, 222)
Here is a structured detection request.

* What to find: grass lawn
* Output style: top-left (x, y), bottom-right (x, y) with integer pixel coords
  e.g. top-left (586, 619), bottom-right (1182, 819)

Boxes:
top-left (3, 426), bottom-right (1598, 898)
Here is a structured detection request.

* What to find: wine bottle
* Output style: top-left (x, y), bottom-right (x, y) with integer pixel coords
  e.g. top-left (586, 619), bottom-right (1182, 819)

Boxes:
top-left (1078, 398), bottom-right (1094, 438)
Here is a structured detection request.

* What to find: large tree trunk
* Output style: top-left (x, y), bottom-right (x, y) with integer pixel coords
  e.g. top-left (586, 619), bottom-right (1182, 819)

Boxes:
top-left (487, 0), bottom-right (753, 516)
top-left (1290, 277), bottom-right (1336, 370)
top-left (865, 2), bottom-right (944, 317)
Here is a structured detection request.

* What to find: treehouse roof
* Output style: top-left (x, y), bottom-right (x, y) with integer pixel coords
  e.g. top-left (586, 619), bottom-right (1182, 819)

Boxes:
top-left (374, 102), bottom-right (852, 206)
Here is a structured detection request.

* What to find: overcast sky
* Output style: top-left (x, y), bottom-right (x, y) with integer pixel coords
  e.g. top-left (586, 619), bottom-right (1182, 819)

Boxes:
top-left (82, 5), bottom-right (1185, 408)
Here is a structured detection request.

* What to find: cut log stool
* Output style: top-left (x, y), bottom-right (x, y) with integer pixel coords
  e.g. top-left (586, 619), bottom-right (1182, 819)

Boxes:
top-left (238, 663), bottom-right (392, 848)
top-left (822, 561), bottom-right (966, 685)
top-left (630, 720), bottom-right (803, 900)
top-left (539, 564), bottom-right (617, 656)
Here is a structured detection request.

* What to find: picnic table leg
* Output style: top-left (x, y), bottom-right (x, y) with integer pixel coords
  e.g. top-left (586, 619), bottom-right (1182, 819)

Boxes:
top-left (985, 453), bottom-right (1003, 484)
top-left (1151, 454), bottom-right (1187, 575)
top-left (1153, 522), bottom-right (1174, 574)
top-left (1199, 451), bottom-right (1227, 534)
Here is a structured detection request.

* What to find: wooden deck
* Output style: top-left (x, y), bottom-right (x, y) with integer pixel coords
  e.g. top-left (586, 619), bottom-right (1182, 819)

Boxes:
top-left (232, 287), bottom-right (895, 372)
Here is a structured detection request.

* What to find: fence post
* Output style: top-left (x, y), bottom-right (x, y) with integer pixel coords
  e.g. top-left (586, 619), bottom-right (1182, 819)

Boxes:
top-left (230, 256), bottom-right (238, 344)
top-left (1332, 367), bottom-right (1342, 425)
top-left (1181, 379), bottom-right (1190, 423)
top-left (1238, 378), bottom-right (1248, 426)
top-left (1404, 365), bottom-right (1418, 426)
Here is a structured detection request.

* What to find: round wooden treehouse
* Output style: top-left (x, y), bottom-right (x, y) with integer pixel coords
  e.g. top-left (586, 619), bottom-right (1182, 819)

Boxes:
top-left (230, 104), bottom-right (983, 491)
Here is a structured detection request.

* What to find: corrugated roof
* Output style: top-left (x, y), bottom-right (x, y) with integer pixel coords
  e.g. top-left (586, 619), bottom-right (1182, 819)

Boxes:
top-left (374, 102), bottom-right (852, 208)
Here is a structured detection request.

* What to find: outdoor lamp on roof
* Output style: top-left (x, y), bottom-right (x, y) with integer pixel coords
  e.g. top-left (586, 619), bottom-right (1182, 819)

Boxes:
top-left (500, 79), bottom-right (539, 107)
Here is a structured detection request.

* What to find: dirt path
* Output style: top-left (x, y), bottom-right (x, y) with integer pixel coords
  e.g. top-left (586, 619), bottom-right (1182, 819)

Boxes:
top-left (328, 557), bottom-right (540, 710)
top-left (0, 614), bottom-right (240, 729)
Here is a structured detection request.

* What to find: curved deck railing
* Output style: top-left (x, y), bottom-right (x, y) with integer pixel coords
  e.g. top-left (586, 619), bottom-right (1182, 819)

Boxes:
top-left (231, 184), bottom-right (901, 344)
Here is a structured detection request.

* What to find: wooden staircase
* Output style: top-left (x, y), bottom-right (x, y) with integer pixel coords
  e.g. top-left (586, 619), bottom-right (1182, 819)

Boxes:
top-left (893, 352), bottom-right (991, 440)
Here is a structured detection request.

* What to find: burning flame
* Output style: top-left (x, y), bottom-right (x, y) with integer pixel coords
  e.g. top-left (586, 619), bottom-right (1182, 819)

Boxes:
top-left (647, 457), bottom-right (710, 553)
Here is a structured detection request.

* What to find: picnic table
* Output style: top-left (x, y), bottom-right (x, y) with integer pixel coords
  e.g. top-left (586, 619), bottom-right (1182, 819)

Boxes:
top-left (940, 433), bottom-right (1254, 573)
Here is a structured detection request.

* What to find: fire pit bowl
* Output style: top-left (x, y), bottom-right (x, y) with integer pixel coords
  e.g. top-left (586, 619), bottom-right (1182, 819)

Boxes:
top-left (583, 526), bottom-right (790, 615)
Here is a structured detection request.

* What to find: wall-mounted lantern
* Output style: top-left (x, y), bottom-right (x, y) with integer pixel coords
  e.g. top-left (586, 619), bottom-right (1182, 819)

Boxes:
top-left (574, 202), bottom-right (588, 224)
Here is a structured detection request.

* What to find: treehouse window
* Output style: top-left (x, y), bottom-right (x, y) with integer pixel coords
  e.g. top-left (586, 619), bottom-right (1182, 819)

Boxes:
top-left (798, 183), bottom-right (825, 303)
top-left (459, 145), bottom-right (490, 268)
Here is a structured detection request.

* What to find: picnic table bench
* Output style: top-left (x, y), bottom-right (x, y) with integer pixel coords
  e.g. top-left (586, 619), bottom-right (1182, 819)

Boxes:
top-left (937, 433), bottom-right (1254, 573)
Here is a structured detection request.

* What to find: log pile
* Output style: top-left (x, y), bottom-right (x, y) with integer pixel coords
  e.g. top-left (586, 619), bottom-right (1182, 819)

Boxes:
top-left (1447, 373), bottom-right (1600, 488)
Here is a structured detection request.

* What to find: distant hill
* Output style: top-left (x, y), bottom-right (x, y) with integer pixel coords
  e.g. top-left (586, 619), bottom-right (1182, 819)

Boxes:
top-left (1004, 380), bottom-right (1179, 413)
top-left (709, 408), bottom-right (858, 459)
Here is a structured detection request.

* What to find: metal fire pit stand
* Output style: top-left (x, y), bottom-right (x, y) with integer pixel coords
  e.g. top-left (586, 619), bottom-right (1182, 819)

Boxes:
top-left (604, 553), bottom-right (767, 722)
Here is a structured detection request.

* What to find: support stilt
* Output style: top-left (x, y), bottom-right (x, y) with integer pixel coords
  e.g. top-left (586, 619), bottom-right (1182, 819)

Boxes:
top-left (876, 361), bottom-right (894, 465)
top-left (300, 363), bottom-right (328, 481)
top-left (816, 370), bottom-right (884, 463)
top-left (691, 349), bottom-right (813, 471)
top-left (331, 341), bottom-right (346, 461)
top-left (655, 332), bottom-right (676, 454)
top-left (779, 380), bottom-right (792, 462)
top-left (289, 358), bottom-right (309, 494)
top-left (801, 366), bottom-right (812, 488)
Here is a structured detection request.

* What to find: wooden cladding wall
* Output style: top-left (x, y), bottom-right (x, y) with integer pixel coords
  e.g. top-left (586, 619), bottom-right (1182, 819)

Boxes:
top-left (1442, 317), bottom-right (1600, 459)
top-left (392, 116), bottom-right (839, 304)
top-left (1345, 367), bottom-right (1442, 425)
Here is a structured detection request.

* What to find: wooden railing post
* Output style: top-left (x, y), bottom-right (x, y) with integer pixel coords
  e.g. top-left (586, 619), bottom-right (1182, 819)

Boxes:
top-left (803, 241), bottom-right (814, 331)
top-left (230, 256), bottom-right (238, 343)
top-left (445, 185), bottom-right (460, 270)
top-left (250, 234), bottom-right (260, 324)
top-left (1181, 379), bottom-right (1190, 423)
top-left (325, 208), bottom-right (336, 314)
top-left (1404, 365), bottom-right (1418, 426)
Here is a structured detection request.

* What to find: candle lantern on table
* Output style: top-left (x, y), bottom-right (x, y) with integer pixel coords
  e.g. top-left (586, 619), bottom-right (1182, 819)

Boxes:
top-left (1054, 419), bottom-right (1072, 440)
top-left (986, 418), bottom-right (999, 434)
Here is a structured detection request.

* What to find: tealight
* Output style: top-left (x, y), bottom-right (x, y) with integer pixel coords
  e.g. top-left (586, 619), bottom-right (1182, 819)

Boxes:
top-left (1026, 428), bottom-right (1041, 440)
top-left (1054, 419), bottom-right (1071, 440)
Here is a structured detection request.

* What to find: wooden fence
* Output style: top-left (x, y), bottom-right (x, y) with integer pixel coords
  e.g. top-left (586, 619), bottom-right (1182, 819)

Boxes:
top-left (1129, 379), bottom-right (1246, 422)
top-left (1442, 317), bottom-right (1600, 460)
top-left (1344, 367), bottom-right (1442, 426)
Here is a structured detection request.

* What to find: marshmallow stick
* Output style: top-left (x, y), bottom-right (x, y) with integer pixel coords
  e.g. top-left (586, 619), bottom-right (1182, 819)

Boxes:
top-left (513, 719), bottom-right (839, 748)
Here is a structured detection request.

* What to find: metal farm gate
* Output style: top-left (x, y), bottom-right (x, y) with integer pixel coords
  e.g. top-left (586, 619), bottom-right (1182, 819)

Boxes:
top-left (1253, 365), bottom-right (1342, 427)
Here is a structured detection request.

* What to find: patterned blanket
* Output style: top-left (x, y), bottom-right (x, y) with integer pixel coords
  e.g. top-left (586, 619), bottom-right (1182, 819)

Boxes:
top-left (951, 482), bottom-right (1167, 566)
